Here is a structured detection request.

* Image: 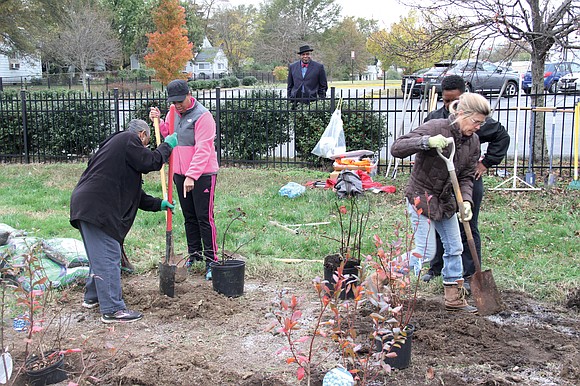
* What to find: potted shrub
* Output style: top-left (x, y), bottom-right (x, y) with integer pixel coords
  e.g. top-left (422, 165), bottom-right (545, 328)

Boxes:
top-left (362, 218), bottom-right (420, 370)
top-left (210, 208), bottom-right (252, 298)
top-left (11, 243), bottom-right (81, 385)
top-left (323, 196), bottom-right (370, 299)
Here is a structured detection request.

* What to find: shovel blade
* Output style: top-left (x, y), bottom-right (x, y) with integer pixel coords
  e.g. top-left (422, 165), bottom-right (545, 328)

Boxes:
top-left (470, 269), bottom-right (503, 316)
top-left (159, 262), bottom-right (176, 298)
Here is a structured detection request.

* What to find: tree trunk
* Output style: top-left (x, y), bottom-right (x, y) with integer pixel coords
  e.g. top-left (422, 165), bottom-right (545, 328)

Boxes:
top-left (530, 55), bottom-right (549, 164)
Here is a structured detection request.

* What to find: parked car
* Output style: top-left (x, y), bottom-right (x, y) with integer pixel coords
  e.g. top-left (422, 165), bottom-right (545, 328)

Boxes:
top-left (401, 67), bottom-right (429, 97)
top-left (431, 59), bottom-right (520, 97)
top-left (400, 62), bottom-right (451, 97)
top-left (522, 61), bottom-right (580, 94)
top-left (558, 71), bottom-right (580, 93)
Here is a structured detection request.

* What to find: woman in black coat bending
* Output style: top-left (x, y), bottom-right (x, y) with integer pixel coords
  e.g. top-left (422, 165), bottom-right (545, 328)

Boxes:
top-left (70, 119), bottom-right (177, 323)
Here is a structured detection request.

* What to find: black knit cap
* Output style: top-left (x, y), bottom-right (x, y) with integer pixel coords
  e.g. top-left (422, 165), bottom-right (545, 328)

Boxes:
top-left (167, 80), bottom-right (189, 102)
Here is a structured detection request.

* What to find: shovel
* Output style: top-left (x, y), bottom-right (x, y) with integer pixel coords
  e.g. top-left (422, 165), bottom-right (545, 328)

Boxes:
top-left (437, 138), bottom-right (503, 316)
top-left (157, 105), bottom-right (177, 297)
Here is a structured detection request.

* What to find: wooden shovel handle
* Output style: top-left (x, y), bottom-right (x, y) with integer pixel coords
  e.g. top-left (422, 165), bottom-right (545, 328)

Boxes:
top-left (437, 140), bottom-right (482, 273)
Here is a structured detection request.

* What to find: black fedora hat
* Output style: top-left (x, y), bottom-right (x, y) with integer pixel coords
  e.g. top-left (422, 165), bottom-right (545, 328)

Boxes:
top-left (297, 45), bottom-right (314, 54)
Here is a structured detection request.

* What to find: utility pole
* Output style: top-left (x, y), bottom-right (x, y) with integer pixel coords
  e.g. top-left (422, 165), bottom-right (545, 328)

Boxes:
top-left (351, 51), bottom-right (355, 84)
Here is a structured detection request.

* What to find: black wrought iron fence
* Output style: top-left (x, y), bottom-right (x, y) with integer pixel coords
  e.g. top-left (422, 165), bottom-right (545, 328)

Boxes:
top-left (0, 87), bottom-right (578, 179)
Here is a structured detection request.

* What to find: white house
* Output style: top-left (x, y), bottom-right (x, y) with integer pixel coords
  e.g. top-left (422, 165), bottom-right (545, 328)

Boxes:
top-left (361, 64), bottom-right (380, 81)
top-left (0, 51), bottom-right (42, 82)
top-left (185, 37), bottom-right (229, 79)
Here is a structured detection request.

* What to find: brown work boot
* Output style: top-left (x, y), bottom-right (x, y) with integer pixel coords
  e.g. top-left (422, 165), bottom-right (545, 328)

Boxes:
top-left (444, 279), bottom-right (478, 313)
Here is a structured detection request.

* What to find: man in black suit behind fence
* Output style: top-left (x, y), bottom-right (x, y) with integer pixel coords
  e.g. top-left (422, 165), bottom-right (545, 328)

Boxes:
top-left (287, 45), bottom-right (328, 105)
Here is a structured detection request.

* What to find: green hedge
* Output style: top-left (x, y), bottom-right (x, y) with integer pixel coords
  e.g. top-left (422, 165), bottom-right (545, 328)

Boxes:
top-left (218, 90), bottom-right (290, 160)
top-left (1, 92), bottom-right (386, 165)
top-left (242, 76), bottom-right (258, 86)
top-left (189, 79), bottom-right (220, 90)
top-left (220, 76), bottom-right (240, 88)
top-left (0, 91), bottom-right (115, 160)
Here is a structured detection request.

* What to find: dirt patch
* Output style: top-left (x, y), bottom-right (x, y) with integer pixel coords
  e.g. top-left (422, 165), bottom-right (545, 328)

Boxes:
top-left (5, 271), bottom-right (579, 385)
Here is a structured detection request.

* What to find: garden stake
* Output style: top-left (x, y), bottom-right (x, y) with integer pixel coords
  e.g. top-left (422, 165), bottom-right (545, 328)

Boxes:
top-left (546, 110), bottom-right (556, 187)
top-left (437, 139), bottom-right (503, 316)
top-left (569, 102), bottom-right (580, 190)
top-left (159, 105), bottom-right (177, 297)
top-left (386, 78), bottom-right (414, 179)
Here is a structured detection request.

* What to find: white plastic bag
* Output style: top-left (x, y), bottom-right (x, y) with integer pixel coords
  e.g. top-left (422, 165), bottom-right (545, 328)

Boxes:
top-left (311, 107), bottom-right (346, 159)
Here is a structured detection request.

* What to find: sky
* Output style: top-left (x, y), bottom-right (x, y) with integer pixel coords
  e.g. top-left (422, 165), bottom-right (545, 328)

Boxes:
top-left (223, 0), bottom-right (410, 27)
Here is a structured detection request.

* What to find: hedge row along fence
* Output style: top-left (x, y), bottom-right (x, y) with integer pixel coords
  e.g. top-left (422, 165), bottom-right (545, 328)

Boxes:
top-left (0, 88), bottom-right (387, 169)
top-left (1, 87), bottom-right (578, 176)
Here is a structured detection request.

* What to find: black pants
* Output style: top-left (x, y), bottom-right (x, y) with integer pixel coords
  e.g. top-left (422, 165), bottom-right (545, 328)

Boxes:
top-left (428, 177), bottom-right (483, 278)
top-left (173, 173), bottom-right (218, 265)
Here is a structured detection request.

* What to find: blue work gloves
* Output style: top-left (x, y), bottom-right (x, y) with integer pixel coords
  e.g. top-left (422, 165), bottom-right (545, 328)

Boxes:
top-left (427, 134), bottom-right (449, 149)
top-left (161, 199), bottom-right (175, 212)
top-left (164, 133), bottom-right (178, 149)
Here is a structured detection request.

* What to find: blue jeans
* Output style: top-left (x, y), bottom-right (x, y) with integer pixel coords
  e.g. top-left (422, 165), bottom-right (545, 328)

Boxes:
top-left (429, 176), bottom-right (483, 277)
top-left (407, 201), bottom-right (464, 283)
top-left (79, 221), bottom-right (126, 314)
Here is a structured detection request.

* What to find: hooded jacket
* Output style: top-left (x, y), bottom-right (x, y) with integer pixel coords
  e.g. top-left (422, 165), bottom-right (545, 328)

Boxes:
top-left (391, 118), bottom-right (480, 221)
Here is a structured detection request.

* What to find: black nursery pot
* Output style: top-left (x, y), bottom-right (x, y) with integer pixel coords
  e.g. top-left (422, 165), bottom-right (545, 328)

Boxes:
top-left (323, 257), bottom-right (360, 300)
top-left (210, 260), bottom-right (245, 297)
top-left (376, 324), bottom-right (415, 370)
top-left (25, 351), bottom-right (67, 386)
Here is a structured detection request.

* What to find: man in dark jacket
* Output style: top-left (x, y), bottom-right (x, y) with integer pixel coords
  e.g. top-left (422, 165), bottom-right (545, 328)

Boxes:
top-left (287, 45), bottom-right (328, 104)
top-left (70, 119), bottom-right (177, 323)
top-left (421, 75), bottom-right (510, 290)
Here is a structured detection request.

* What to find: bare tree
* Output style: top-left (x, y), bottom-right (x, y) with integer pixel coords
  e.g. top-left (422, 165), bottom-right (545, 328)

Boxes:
top-left (403, 0), bottom-right (580, 161)
top-left (45, 2), bottom-right (122, 91)
top-left (253, 0), bottom-right (342, 65)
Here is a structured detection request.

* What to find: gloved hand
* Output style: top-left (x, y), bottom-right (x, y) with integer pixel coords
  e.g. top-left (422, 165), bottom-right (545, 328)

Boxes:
top-left (459, 201), bottom-right (472, 222)
top-left (161, 199), bottom-right (175, 213)
top-left (427, 134), bottom-right (449, 149)
top-left (164, 133), bottom-right (178, 149)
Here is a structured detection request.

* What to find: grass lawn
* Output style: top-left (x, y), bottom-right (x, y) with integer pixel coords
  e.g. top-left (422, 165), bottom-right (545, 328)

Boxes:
top-left (0, 163), bottom-right (578, 304)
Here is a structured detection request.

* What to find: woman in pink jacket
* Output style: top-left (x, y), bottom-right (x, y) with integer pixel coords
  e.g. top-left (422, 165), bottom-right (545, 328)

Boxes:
top-left (150, 80), bottom-right (219, 280)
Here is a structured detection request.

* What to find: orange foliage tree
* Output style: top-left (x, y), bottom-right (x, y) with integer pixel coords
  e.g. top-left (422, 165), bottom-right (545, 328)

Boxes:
top-left (145, 0), bottom-right (193, 85)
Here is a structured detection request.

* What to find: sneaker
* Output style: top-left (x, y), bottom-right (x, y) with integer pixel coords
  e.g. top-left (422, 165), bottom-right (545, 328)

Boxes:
top-left (205, 268), bottom-right (212, 281)
top-left (189, 252), bottom-right (204, 262)
top-left (101, 309), bottom-right (143, 324)
top-left (82, 299), bottom-right (99, 309)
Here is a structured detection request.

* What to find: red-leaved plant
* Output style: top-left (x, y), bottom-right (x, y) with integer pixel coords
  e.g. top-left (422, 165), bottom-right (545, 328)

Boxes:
top-left (268, 197), bottom-right (429, 384)
top-left (11, 242), bottom-right (81, 377)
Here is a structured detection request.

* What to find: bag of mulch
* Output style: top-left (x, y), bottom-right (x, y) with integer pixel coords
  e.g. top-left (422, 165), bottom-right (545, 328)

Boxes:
top-left (0, 237), bottom-right (43, 267)
top-left (18, 258), bottom-right (89, 292)
top-left (0, 223), bottom-right (26, 246)
top-left (42, 238), bottom-right (89, 268)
